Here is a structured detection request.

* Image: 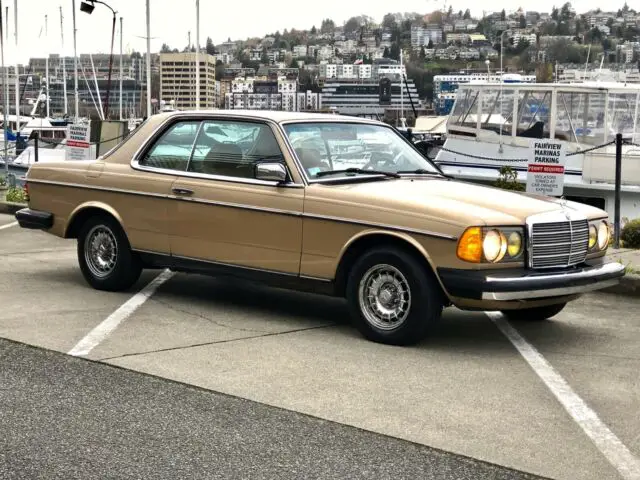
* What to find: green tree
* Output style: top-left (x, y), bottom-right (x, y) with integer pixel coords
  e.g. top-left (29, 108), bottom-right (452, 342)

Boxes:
top-left (206, 37), bottom-right (215, 56)
top-left (536, 62), bottom-right (553, 82)
top-left (383, 46), bottom-right (390, 58)
top-left (389, 43), bottom-right (400, 60)
top-left (500, 9), bottom-right (506, 21)
top-left (463, 9), bottom-right (471, 19)
top-left (427, 38), bottom-right (434, 48)
top-left (311, 25), bottom-right (317, 34)
top-left (519, 15), bottom-right (526, 28)
top-left (420, 46), bottom-right (426, 60)
top-left (344, 16), bottom-right (361, 34)
top-left (382, 13), bottom-right (397, 30)
top-left (320, 18), bottom-right (335, 34)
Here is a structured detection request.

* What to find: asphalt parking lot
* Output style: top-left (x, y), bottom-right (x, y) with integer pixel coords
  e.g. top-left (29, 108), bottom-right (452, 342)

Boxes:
top-left (1, 212), bottom-right (639, 480)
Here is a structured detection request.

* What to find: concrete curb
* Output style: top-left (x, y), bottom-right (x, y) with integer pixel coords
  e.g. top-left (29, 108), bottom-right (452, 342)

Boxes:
top-left (602, 272), bottom-right (640, 297)
top-left (0, 200), bottom-right (26, 215)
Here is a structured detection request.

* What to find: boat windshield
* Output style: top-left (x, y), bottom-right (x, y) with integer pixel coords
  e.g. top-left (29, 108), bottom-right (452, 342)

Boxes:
top-left (448, 85), bottom-right (640, 146)
top-left (281, 122), bottom-right (441, 180)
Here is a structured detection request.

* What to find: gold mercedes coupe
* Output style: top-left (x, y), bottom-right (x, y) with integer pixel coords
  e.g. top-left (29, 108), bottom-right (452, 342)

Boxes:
top-left (15, 111), bottom-right (625, 345)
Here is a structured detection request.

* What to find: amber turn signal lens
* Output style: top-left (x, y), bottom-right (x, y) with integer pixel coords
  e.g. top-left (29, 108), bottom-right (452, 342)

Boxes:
top-left (457, 226), bottom-right (482, 263)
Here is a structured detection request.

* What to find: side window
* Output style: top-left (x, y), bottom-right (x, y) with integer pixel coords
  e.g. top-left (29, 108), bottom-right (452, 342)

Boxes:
top-left (139, 120), bottom-right (200, 171)
top-left (187, 120), bottom-right (283, 179)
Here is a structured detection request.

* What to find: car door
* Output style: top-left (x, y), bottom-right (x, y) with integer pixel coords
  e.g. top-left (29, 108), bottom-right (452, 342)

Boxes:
top-left (167, 118), bottom-right (304, 276)
top-left (117, 119), bottom-right (202, 255)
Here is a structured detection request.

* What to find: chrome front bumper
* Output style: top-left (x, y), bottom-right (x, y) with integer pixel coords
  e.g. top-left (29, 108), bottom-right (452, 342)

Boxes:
top-left (438, 261), bottom-right (625, 302)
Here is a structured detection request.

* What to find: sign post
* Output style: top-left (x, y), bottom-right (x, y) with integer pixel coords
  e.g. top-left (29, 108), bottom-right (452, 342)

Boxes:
top-left (65, 123), bottom-right (92, 161)
top-left (526, 139), bottom-right (567, 196)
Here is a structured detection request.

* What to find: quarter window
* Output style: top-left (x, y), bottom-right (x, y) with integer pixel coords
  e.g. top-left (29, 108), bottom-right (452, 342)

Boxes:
top-left (139, 121), bottom-right (200, 171)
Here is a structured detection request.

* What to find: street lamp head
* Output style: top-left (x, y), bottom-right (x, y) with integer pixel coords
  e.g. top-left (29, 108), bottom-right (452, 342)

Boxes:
top-left (80, 1), bottom-right (95, 14)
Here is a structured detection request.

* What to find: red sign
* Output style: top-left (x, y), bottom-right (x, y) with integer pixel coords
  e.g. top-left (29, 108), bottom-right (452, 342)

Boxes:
top-left (527, 164), bottom-right (565, 174)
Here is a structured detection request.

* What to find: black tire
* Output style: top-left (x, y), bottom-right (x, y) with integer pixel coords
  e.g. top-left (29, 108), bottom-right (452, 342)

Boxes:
top-left (345, 246), bottom-right (443, 346)
top-left (501, 302), bottom-right (567, 321)
top-left (77, 215), bottom-right (142, 291)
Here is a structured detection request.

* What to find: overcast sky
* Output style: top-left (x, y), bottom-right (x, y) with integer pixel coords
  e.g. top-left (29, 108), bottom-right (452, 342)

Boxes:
top-left (2, 0), bottom-right (621, 65)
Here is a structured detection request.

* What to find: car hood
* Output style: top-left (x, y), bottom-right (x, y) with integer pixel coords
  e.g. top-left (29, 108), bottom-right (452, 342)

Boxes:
top-left (306, 177), bottom-right (606, 228)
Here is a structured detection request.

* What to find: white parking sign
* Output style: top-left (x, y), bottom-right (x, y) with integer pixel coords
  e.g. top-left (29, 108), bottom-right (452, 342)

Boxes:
top-left (526, 139), bottom-right (567, 197)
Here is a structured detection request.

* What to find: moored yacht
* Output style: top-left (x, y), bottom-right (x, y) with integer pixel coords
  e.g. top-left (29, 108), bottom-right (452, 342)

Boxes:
top-left (434, 81), bottom-right (640, 222)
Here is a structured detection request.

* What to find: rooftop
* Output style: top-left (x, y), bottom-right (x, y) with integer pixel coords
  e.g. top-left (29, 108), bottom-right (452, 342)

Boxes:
top-left (149, 109), bottom-right (384, 124)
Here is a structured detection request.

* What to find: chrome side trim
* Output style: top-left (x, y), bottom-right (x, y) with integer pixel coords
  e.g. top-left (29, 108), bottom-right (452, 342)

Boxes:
top-left (26, 178), bottom-right (168, 199)
top-left (131, 162), bottom-right (306, 189)
top-left (482, 278), bottom-right (619, 301)
top-left (27, 179), bottom-right (457, 240)
top-left (168, 194), bottom-right (303, 217)
top-left (132, 248), bottom-right (334, 282)
top-left (299, 274), bottom-right (332, 283)
top-left (303, 212), bottom-right (458, 241)
top-left (171, 253), bottom-right (301, 278)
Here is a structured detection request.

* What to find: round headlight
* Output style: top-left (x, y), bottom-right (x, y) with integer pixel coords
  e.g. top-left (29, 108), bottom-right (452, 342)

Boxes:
top-left (483, 229), bottom-right (507, 262)
top-left (507, 231), bottom-right (523, 258)
top-left (588, 224), bottom-right (597, 249)
top-left (597, 221), bottom-right (609, 250)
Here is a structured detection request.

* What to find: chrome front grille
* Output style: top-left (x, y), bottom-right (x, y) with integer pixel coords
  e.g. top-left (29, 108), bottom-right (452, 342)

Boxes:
top-left (530, 219), bottom-right (589, 269)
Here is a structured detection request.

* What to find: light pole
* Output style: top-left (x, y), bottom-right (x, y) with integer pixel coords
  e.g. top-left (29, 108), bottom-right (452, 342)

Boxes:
top-left (195, 0), bottom-right (199, 110)
top-left (499, 30), bottom-right (509, 148)
top-left (146, 0), bottom-right (151, 118)
top-left (80, 0), bottom-right (117, 119)
top-left (119, 16), bottom-right (122, 120)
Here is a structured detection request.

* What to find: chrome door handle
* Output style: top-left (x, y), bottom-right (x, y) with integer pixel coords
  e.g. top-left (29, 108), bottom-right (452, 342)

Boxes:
top-left (172, 187), bottom-right (193, 195)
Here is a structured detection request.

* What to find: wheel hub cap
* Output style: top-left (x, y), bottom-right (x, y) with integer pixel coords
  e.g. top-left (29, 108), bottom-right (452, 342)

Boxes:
top-left (358, 264), bottom-right (411, 331)
top-left (84, 226), bottom-right (118, 278)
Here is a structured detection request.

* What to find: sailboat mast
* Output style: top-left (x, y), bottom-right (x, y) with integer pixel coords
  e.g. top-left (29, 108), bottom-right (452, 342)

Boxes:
top-left (45, 14), bottom-right (49, 117)
top-left (60, 6), bottom-right (67, 116)
top-left (1, 0), bottom-right (8, 176)
top-left (13, 0), bottom-right (18, 126)
top-left (72, 0), bottom-right (79, 120)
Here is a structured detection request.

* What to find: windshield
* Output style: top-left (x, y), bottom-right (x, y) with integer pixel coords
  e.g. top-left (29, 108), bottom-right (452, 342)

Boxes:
top-left (281, 122), bottom-right (440, 179)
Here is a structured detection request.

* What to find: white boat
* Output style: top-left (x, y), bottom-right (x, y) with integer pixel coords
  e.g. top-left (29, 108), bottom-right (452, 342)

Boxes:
top-left (11, 138), bottom-right (97, 168)
top-left (434, 81), bottom-right (640, 223)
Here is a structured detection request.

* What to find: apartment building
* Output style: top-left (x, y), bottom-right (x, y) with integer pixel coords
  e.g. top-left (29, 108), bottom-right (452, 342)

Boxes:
top-left (318, 63), bottom-right (372, 80)
top-left (159, 52), bottom-right (217, 110)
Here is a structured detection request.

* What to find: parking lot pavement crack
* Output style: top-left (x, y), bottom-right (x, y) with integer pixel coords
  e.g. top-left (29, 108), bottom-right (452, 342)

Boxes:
top-left (0, 249), bottom-right (77, 257)
top-left (541, 349), bottom-right (640, 362)
top-left (150, 296), bottom-right (274, 334)
top-left (95, 323), bottom-right (337, 362)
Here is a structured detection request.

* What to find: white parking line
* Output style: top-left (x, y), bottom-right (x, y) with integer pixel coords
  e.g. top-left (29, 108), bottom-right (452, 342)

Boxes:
top-left (487, 312), bottom-right (640, 480)
top-left (0, 221), bottom-right (17, 230)
top-left (68, 269), bottom-right (175, 357)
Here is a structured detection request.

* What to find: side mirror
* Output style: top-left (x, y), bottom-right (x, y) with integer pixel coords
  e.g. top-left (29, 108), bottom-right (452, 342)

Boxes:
top-left (255, 162), bottom-right (287, 183)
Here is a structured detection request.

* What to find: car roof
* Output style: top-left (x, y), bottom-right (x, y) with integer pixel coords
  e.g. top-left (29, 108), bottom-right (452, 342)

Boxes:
top-left (149, 109), bottom-right (385, 125)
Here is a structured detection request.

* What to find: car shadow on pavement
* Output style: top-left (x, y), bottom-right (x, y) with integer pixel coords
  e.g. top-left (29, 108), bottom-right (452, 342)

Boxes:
top-left (31, 266), bottom-right (161, 293)
top-left (153, 273), bottom-right (587, 355)
top-left (155, 273), bottom-right (350, 326)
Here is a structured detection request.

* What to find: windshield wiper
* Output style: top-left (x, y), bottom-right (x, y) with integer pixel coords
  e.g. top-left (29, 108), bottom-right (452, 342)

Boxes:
top-left (396, 169), bottom-right (439, 175)
top-left (396, 168), bottom-right (454, 179)
top-left (314, 168), bottom-right (401, 179)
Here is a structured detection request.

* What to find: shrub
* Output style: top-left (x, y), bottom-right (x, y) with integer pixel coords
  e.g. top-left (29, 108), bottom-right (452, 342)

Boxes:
top-left (5, 186), bottom-right (27, 204)
top-left (493, 166), bottom-right (525, 191)
top-left (621, 219), bottom-right (640, 249)
top-left (0, 175), bottom-right (5, 187)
